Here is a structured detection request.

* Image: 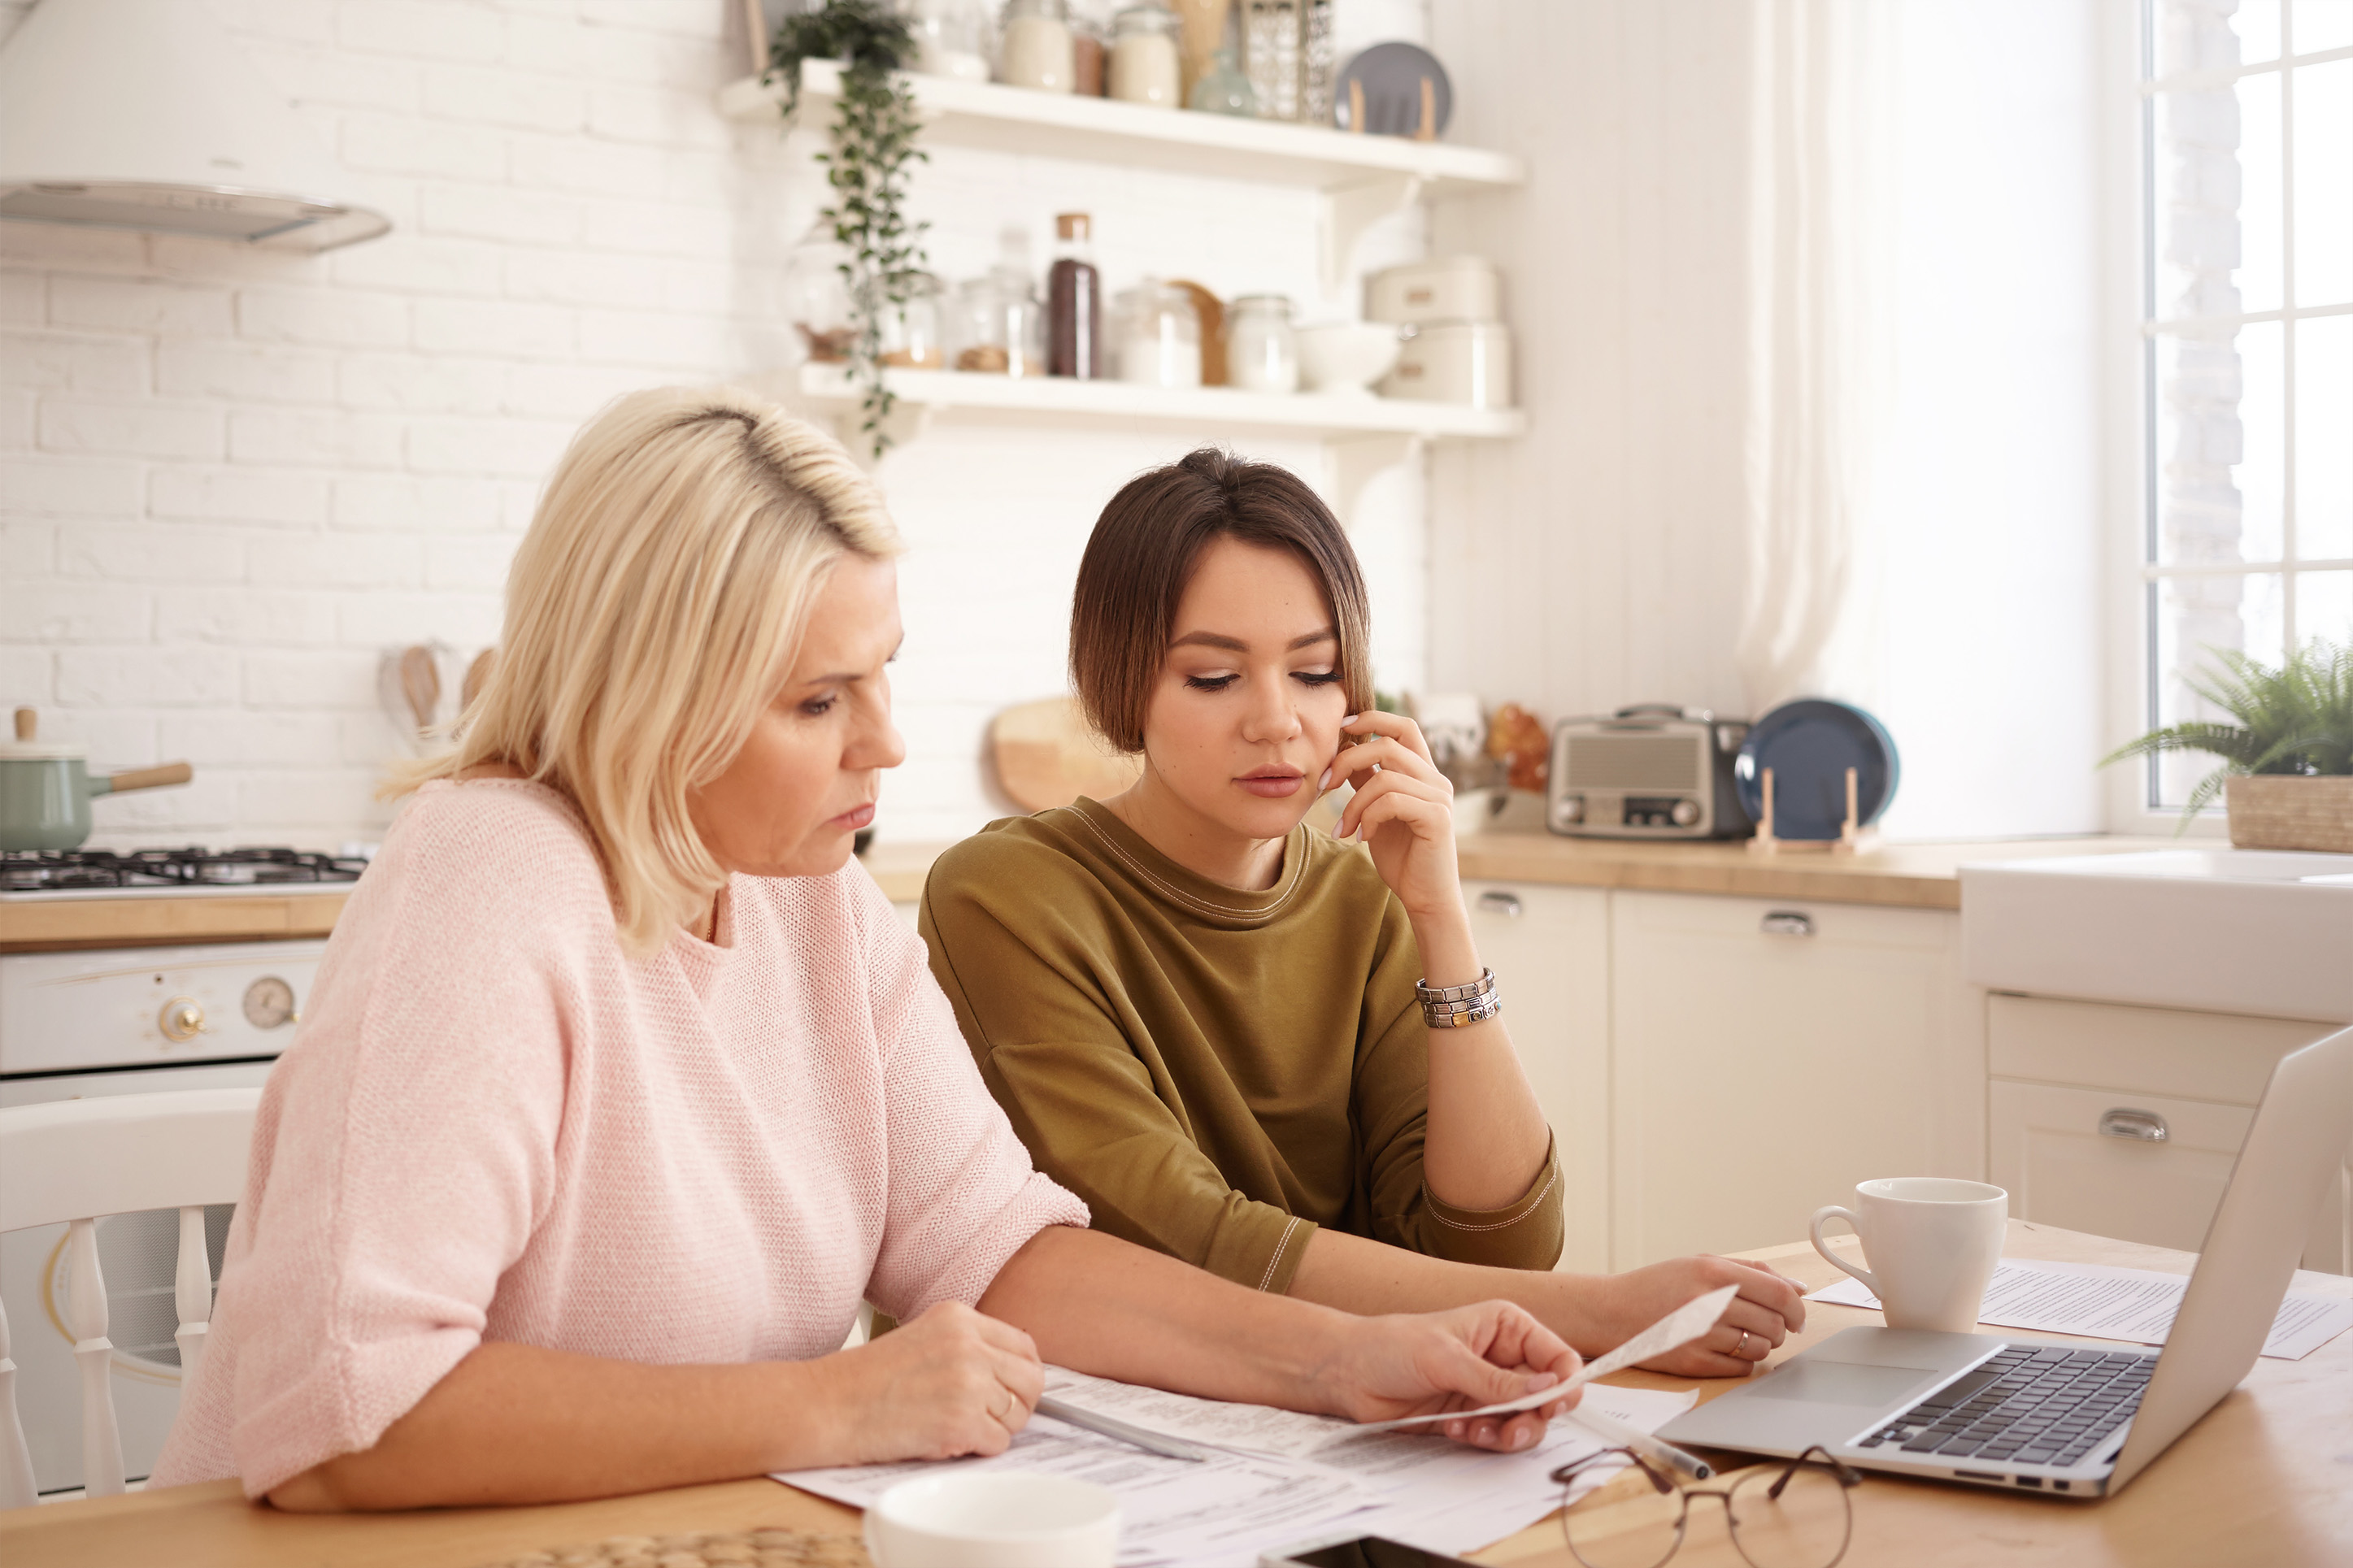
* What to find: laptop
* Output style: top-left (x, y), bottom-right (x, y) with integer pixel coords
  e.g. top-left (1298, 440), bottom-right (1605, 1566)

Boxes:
top-left (1656, 1023), bottom-right (2353, 1499)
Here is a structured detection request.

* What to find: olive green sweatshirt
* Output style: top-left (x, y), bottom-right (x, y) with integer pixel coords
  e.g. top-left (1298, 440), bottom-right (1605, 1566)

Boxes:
top-left (919, 797), bottom-right (1563, 1295)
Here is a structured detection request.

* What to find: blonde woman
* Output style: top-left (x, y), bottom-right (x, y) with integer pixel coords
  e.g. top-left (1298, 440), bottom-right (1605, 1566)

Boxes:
top-left (922, 451), bottom-right (1806, 1375)
top-left (150, 390), bottom-right (1581, 1510)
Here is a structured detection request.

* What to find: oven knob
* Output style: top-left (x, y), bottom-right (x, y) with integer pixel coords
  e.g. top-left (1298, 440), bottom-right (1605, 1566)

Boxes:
top-left (159, 997), bottom-right (208, 1041)
top-left (1671, 799), bottom-right (1702, 827)
top-left (243, 975), bottom-right (297, 1029)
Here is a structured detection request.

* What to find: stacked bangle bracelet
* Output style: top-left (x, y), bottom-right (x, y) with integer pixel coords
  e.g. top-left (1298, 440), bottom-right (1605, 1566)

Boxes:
top-left (1416, 967), bottom-right (1501, 1028)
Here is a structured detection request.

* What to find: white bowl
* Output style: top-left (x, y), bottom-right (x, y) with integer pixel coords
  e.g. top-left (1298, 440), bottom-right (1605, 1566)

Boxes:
top-left (865, 1470), bottom-right (1121, 1568)
top-left (1296, 321), bottom-right (1403, 397)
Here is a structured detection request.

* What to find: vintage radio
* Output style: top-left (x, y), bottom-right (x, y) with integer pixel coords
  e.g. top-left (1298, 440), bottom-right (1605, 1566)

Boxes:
top-left (1547, 705), bottom-right (1754, 840)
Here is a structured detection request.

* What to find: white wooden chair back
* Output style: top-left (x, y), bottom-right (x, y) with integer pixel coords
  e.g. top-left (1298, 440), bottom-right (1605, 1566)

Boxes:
top-left (0, 1088), bottom-right (259, 1508)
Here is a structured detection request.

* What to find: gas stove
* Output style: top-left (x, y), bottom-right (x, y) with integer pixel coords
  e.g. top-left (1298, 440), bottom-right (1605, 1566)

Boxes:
top-left (0, 847), bottom-right (370, 898)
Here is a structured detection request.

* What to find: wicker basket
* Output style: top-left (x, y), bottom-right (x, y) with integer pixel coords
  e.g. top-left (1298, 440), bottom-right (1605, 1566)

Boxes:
top-left (2225, 775), bottom-right (2353, 853)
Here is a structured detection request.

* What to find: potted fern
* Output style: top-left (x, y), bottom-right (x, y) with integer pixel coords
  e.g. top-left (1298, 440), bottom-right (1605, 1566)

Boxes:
top-left (2103, 637), bottom-right (2352, 852)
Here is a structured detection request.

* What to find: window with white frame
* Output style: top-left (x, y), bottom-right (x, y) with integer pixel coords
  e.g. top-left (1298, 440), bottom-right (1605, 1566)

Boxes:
top-left (2142, 0), bottom-right (2351, 808)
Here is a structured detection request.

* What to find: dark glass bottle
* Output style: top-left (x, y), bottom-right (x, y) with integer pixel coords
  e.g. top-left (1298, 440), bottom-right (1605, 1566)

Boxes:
top-left (1047, 211), bottom-right (1102, 379)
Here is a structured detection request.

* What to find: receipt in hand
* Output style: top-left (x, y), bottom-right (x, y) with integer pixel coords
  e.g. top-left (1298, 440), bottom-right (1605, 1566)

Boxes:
top-left (1352, 1284), bottom-right (1740, 1432)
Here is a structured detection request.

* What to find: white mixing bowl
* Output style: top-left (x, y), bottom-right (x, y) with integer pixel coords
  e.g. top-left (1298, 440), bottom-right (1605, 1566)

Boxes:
top-left (1296, 321), bottom-right (1403, 397)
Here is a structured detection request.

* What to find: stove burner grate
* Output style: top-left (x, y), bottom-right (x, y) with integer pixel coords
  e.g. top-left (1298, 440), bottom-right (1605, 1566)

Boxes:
top-left (0, 847), bottom-right (369, 892)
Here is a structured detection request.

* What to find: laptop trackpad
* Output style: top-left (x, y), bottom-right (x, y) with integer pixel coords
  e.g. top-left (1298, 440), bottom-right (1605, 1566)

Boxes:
top-left (1747, 1361), bottom-right (1940, 1405)
top-left (1658, 1346), bottom-right (1951, 1457)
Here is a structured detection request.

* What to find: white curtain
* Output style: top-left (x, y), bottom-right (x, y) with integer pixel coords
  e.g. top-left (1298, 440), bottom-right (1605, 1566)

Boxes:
top-left (1736, 0), bottom-right (1897, 715)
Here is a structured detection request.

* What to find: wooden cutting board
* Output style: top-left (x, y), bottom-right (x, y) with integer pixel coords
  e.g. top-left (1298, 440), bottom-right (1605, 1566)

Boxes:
top-left (990, 697), bottom-right (1143, 813)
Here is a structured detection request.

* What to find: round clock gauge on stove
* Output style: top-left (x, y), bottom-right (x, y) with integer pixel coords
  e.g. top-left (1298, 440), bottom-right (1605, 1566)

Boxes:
top-left (242, 975), bottom-right (296, 1029)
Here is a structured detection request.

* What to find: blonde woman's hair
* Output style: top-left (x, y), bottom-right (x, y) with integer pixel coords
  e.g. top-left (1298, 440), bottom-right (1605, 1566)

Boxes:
top-left (391, 386), bottom-right (900, 955)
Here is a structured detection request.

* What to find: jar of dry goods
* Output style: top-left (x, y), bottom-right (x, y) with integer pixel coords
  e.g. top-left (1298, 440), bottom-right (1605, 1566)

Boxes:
top-left (1108, 3), bottom-right (1181, 107)
top-left (999, 0), bottom-right (1076, 91)
top-left (782, 224), bottom-right (855, 364)
top-left (1112, 280), bottom-right (1203, 389)
top-left (878, 272), bottom-right (947, 370)
top-left (1224, 293), bottom-right (1298, 393)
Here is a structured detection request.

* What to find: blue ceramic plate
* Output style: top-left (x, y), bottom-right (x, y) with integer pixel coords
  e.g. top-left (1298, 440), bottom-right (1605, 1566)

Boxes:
top-left (1334, 42), bottom-right (1453, 137)
top-left (1733, 699), bottom-right (1900, 840)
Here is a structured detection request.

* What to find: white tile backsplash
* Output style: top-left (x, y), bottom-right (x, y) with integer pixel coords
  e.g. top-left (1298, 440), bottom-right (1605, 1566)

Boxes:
top-left (2, 0), bottom-right (1433, 852)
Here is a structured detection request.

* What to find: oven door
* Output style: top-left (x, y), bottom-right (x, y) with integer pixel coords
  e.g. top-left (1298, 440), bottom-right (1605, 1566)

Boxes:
top-left (0, 1058), bottom-right (276, 1496)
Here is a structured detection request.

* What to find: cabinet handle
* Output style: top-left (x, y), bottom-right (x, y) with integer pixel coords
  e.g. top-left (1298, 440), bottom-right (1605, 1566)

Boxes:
top-left (1759, 910), bottom-right (1815, 937)
top-left (1476, 890), bottom-right (1524, 919)
top-left (2099, 1108), bottom-right (2170, 1143)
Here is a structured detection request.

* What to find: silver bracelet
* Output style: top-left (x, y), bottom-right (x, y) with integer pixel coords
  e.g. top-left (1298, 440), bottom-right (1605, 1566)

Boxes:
top-left (1416, 967), bottom-right (1500, 1028)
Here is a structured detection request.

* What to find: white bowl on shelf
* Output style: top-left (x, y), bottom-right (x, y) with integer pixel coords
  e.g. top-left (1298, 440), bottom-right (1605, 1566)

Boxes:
top-left (1296, 321), bottom-right (1403, 397)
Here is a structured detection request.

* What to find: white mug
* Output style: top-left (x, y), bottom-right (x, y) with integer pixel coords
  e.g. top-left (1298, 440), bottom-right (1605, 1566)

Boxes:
top-left (1810, 1177), bottom-right (2007, 1334)
top-left (864, 1470), bottom-right (1120, 1568)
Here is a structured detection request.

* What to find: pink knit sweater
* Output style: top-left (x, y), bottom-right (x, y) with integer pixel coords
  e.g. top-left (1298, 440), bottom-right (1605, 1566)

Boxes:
top-left (151, 780), bottom-right (1088, 1497)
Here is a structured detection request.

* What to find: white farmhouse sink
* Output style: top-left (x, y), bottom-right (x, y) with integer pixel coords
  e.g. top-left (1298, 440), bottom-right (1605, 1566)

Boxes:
top-left (1961, 849), bottom-right (2353, 1022)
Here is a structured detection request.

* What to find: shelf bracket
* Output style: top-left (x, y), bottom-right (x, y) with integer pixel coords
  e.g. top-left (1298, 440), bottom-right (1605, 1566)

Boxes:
top-left (1323, 432), bottom-right (1420, 529)
top-left (1322, 173), bottom-right (1423, 302)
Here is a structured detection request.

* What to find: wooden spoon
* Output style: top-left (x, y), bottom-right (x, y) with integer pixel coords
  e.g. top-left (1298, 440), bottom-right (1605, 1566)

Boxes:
top-left (398, 645), bottom-right (440, 736)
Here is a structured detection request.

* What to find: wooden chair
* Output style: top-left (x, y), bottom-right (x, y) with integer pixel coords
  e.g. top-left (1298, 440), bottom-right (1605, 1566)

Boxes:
top-left (0, 1088), bottom-right (259, 1508)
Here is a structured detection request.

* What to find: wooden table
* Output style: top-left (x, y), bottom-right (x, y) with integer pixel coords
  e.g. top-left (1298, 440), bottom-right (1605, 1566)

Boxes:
top-left (5, 1222), bottom-right (2346, 1567)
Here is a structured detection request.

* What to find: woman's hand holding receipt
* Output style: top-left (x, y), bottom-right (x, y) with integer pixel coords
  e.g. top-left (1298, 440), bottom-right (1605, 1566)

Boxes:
top-left (1323, 1300), bottom-right (1586, 1452)
top-left (1355, 1284), bottom-right (1739, 1433)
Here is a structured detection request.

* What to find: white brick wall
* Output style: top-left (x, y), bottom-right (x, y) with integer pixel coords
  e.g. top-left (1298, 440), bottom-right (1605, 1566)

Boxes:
top-left (4, 0), bottom-right (1430, 852)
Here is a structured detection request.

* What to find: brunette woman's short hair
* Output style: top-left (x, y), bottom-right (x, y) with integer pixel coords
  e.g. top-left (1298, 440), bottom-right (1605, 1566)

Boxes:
top-left (1071, 448), bottom-right (1373, 753)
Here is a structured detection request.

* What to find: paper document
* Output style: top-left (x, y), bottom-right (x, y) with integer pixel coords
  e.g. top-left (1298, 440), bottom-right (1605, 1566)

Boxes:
top-left (776, 1370), bottom-right (1696, 1568)
top-left (1807, 1256), bottom-right (2353, 1360)
top-left (1353, 1284), bottom-right (1738, 1431)
top-left (1292, 1383), bottom-right (1699, 1562)
top-left (776, 1417), bottom-right (1372, 1568)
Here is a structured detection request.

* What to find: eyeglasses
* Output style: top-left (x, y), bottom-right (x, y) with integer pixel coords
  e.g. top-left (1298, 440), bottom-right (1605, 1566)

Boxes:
top-left (1550, 1445), bottom-right (1864, 1568)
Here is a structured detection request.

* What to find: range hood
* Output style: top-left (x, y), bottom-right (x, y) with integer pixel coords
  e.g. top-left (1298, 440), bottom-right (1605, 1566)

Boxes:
top-left (0, 0), bottom-right (389, 250)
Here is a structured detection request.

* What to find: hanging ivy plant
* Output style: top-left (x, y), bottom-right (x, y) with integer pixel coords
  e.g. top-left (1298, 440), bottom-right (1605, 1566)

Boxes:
top-left (767, 0), bottom-right (929, 458)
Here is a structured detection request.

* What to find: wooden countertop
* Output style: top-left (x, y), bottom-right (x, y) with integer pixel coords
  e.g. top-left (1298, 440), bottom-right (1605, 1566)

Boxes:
top-left (7, 1220), bottom-right (2342, 1567)
top-left (0, 845), bottom-right (946, 954)
top-left (1455, 831), bottom-right (2181, 910)
top-left (0, 891), bottom-right (351, 953)
top-left (0, 832), bottom-right (2183, 952)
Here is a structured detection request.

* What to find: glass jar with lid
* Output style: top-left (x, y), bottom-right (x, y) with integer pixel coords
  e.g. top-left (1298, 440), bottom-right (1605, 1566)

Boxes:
top-left (1224, 293), bottom-right (1298, 393)
top-left (998, 0), bottom-right (1076, 91)
top-left (909, 0), bottom-right (994, 81)
top-left (1108, 3), bottom-right (1181, 107)
top-left (878, 271), bottom-right (947, 370)
top-left (952, 273), bottom-right (1046, 376)
top-left (782, 223), bottom-right (855, 365)
top-left (1112, 280), bottom-right (1203, 389)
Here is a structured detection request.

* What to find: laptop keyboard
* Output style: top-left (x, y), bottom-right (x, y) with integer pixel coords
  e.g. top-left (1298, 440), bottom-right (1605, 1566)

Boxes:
top-left (1863, 1345), bottom-right (2155, 1468)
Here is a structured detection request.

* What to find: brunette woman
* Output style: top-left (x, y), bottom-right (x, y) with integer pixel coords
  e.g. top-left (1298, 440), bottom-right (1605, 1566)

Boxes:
top-left (150, 396), bottom-right (1585, 1509)
top-left (921, 450), bottom-right (1805, 1375)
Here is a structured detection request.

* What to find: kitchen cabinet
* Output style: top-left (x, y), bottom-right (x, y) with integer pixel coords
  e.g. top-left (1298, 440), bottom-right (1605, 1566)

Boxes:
top-left (1986, 995), bottom-right (2346, 1272)
top-left (1607, 891), bottom-right (1981, 1270)
top-left (1462, 880), bottom-right (1611, 1271)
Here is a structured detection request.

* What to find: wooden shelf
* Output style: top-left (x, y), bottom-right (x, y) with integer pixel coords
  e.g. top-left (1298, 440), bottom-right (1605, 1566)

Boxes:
top-left (717, 62), bottom-right (1524, 193)
top-left (780, 362), bottom-right (1525, 441)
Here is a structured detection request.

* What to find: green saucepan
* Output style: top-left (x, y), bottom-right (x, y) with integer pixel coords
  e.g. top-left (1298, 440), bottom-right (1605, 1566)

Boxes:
top-left (2, 707), bottom-right (194, 852)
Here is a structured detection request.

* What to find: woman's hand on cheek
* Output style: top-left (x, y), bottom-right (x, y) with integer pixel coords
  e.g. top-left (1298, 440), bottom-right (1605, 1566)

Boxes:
top-left (1324, 712), bottom-right (1463, 924)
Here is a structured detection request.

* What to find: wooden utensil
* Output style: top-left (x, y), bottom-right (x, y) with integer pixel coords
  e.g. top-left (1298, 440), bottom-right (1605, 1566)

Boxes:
top-left (1168, 280), bottom-right (1227, 386)
top-left (397, 645), bottom-right (440, 736)
top-left (989, 697), bottom-right (1144, 813)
